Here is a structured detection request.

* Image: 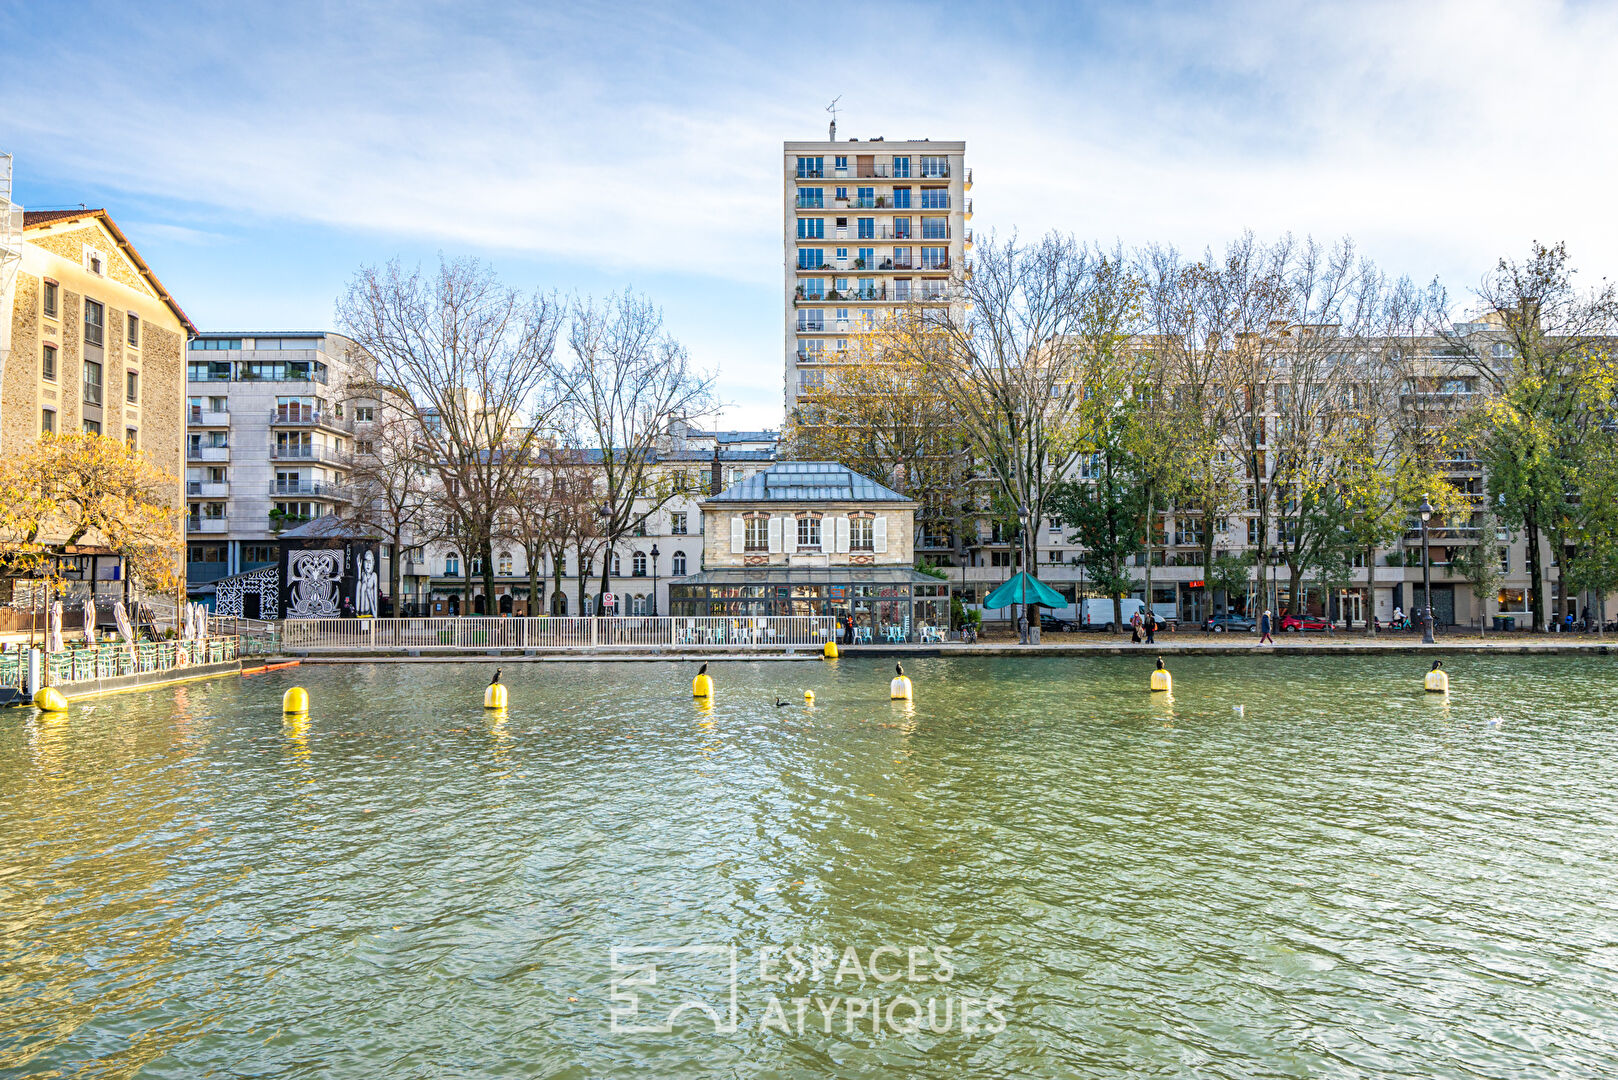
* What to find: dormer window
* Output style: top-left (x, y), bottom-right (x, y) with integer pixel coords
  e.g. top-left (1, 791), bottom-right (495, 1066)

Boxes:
top-left (84, 246), bottom-right (106, 276)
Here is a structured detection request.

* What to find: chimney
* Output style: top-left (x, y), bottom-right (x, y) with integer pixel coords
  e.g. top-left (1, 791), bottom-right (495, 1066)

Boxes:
top-left (828, 117), bottom-right (836, 141)
top-left (710, 441), bottom-right (723, 496)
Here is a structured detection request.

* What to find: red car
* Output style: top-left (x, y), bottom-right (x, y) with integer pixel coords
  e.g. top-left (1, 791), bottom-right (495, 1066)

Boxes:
top-left (1280, 613), bottom-right (1331, 632)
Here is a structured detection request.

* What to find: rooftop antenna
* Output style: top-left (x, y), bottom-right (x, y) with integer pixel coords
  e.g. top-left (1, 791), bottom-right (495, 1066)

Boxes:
top-left (826, 96), bottom-right (841, 141)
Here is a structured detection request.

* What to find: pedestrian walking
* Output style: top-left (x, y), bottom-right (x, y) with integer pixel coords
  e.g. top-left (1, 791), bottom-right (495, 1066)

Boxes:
top-left (1144, 610), bottom-right (1157, 645)
top-left (1130, 610), bottom-right (1142, 644)
top-left (1259, 609), bottom-right (1274, 644)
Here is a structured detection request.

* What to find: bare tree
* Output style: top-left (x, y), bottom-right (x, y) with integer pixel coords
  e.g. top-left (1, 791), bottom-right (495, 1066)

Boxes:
top-left (886, 234), bottom-right (1141, 638)
top-left (555, 292), bottom-right (716, 613)
top-left (337, 257), bottom-right (562, 610)
top-left (344, 409), bottom-right (433, 614)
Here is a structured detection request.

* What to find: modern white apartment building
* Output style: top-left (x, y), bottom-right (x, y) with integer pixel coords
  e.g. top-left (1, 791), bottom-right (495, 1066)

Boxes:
top-left (782, 135), bottom-right (970, 411)
top-left (184, 330), bottom-right (376, 601)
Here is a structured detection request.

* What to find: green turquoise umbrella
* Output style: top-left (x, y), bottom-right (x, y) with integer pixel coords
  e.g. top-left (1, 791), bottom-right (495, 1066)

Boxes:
top-left (982, 572), bottom-right (1065, 610)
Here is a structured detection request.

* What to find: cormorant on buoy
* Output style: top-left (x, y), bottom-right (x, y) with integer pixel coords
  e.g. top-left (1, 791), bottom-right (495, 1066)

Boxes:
top-left (484, 668), bottom-right (508, 709)
top-left (890, 662), bottom-right (912, 701)
top-left (693, 663), bottom-right (714, 698)
top-left (1424, 660), bottom-right (1449, 694)
top-left (1150, 657), bottom-right (1172, 693)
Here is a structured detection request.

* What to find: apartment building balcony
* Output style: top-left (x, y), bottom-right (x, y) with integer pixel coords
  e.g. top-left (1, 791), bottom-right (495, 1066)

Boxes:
top-left (965, 199), bottom-right (973, 218)
top-left (964, 168), bottom-right (973, 190)
top-left (186, 481), bottom-right (230, 498)
top-left (794, 284), bottom-right (891, 303)
top-left (188, 445), bottom-right (230, 463)
top-left (269, 408), bottom-right (356, 434)
top-left (186, 516), bottom-right (229, 534)
top-left (964, 228), bottom-right (974, 248)
top-left (271, 445), bottom-right (352, 467)
top-left (795, 254), bottom-right (929, 275)
top-left (188, 407), bottom-right (230, 427)
top-left (271, 480), bottom-right (350, 500)
top-left (1400, 391), bottom-right (1478, 409)
top-left (795, 321), bottom-right (828, 335)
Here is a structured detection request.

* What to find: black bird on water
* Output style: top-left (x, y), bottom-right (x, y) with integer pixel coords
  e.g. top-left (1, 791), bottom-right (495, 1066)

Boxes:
top-left (774, 697), bottom-right (791, 707)
top-left (490, 668), bottom-right (502, 686)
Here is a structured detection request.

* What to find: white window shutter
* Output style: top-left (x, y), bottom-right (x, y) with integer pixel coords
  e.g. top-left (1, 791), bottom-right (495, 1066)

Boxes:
top-left (730, 516), bottom-right (744, 554)
top-left (768, 517), bottom-right (783, 553)
top-left (782, 516), bottom-right (798, 553)
top-left (836, 516), bottom-right (851, 553)
top-left (873, 516), bottom-right (888, 553)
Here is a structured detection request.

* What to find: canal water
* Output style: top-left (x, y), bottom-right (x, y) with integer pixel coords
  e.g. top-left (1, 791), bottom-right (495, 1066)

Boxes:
top-left (2, 656), bottom-right (1616, 1078)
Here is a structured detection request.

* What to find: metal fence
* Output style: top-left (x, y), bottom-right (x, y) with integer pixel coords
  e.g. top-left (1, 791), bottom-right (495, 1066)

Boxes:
top-left (281, 616), bottom-right (842, 653)
top-left (43, 638), bottom-right (240, 685)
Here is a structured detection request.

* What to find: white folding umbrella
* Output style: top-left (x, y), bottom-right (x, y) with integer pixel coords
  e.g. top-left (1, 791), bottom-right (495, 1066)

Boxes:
top-left (47, 600), bottom-right (65, 654)
top-left (114, 600), bottom-right (136, 651)
top-left (83, 595), bottom-right (97, 644)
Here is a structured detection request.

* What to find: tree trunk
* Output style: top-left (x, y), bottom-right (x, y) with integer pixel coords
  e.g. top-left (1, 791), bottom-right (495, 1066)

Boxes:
top-left (389, 534), bottom-right (402, 617)
top-left (1141, 480), bottom-right (1155, 620)
top-left (481, 538), bottom-right (496, 616)
top-left (527, 544), bottom-right (540, 615)
top-left (1364, 545), bottom-right (1377, 635)
top-left (598, 544), bottom-right (613, 617)
top-left (1288, 564), bottom-right (1304, 618)
top-left (1524, 515), bottom-right (1544, 632)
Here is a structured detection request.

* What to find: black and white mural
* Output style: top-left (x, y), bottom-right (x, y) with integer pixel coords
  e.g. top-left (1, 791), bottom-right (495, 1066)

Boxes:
top-left (215, 566), bottom-right (280, 619)
top-left (277, 539), bottom-right (381, 619)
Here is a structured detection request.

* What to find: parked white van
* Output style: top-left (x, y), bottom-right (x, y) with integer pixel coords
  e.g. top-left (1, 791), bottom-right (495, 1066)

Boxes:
top-left (1076, 598), bottom-right (1145, 631)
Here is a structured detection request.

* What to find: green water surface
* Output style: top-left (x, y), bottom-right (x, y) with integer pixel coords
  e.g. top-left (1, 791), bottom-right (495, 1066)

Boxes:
top-left (2, 655), bottom-right (1616, 1078)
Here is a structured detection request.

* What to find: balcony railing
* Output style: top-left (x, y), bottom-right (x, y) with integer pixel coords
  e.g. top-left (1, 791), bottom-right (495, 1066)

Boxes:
top-left (795, 285), bottom-right (892, 302)
top-left (272, 445), bottom-right (351, 466)
top-left (188, 408), bottom-right (230, 425)
top-left (187, 444), bottom-right (230, 462)
top-left (186, 516), bottom-right (229, 534)
top-left (270, 408), bottom-right (355, 432)
top-left (271, 480), bottom-right (348, 498)
top-left (186, 481), bottom-right (230, 497)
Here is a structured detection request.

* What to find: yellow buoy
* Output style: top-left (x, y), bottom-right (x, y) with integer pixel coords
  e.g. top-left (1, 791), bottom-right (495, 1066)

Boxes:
top-left (1424, 664), bottom-right (1449, 694)
top-left (33, 686), bottom-right (68, 712)
top-left (823, 640), bottom-right (839, 659)
top-left (282, 686), bottom-right (309, 713)
top-left (890, 662), bottom-right (913, 700)
top-left (484, 682), bottom-right (508, 709)
top-left (1150, 659), bottom-right (1172, 693)
top-left (804, 689), bottom-right (815, 704)
top-left (693, 663), bottom-right (713, 698)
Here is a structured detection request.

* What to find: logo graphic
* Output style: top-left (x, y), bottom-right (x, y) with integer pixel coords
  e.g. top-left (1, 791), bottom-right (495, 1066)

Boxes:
top-left (609, 945), bottom-right (739, 1034)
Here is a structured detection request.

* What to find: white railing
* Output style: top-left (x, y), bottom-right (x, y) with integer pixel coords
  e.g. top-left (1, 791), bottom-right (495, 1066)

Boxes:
top-left (280, 616), bottom-right (841, 652)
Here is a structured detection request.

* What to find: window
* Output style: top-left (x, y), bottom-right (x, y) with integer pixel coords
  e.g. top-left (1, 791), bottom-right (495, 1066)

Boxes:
top-left (797, 248), bottom-right (825, 270)
top-left (920, 155), bottom-right (949, 178)
top-left (921, 216), bottom-right (949, 240)
top-left (672, 551), bottom-right (687, 575)
top-left (498, 550), bottom-right (513, 575)
top-left (892, 156), bottom-right (911, 178)
top-left (796, 156), bottom-right (824, 178)
top-left (40, 408), bottom-right (54, 434)
top-left (893, 217), bottom-right (911, 240)
top-left (356, 439), bottom-right (375, 455)
top-left (857, 217), bottom-right (874, 239)
top-left (1499, 547), bottom-right (1511, 573)
top-left (745, 516), bottom-right (769, 551)
top-left (834, 155), bottom-right (848, 173)
top-left (797, 309), bottom-right (825, 332)
top-left (671, 511), bottom-right (688, 535)
top-left (83, 419), bottom-right (101, 435)
top-left (126, 370), bottom-right (139, 402)
top-left (991, 550), bottom-right (1012, 567)
top-left (796, 516), bottom-right (822, 550)
top-left (850, 516), bottom-right (874, 551)
top-left (633, 551), bottom-right (647, 577)
top-left (855, 186), bottom-right (874, 207)
top-left (244, 545), bottom-right (276, 564)
top-left (354, 406), bottom-right (374, 422)
top-left (190, 338), bottom-right (242, 350)
top-left (127, 313), bottom-right (140, 348)
top-left (891, 186), bottom-right (911, 209)
top-left (797, 217), bottom-right (824, 239)
top-left (796, 187), bottom-right (824, 209)
top-left (921, 246), bottom-right (949, 270)
top-left (446, 552), bottom-right (460, 576)
top-left (803, 279), bottom-right (825, 300)
top-left (42, 344), bottom-right (56, 381)
top-left (42, 280), bottom-right (59, 319)
top-left (85, 248), bottom-right (105, 276)
top-left (126, 427), bottom-right (138, 448)
top-left (83, 359), bottom-right (103, 405)
top-left (83, 299), bottom-right (104, 347)
top-left (612, 552), bottom-right (621, 576)
top-left (188, 360), bottom-right (232, 381)
top-left (856, 247), bottom-right (874, 269)
top-left (920, 187), bottom-right (949, 209)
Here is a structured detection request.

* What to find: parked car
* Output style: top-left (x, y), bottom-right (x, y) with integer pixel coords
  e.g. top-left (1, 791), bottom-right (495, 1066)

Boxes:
top-left (1281, 613), bottom-right (1331, 632)
top-left (1040, 613), bottom-right (1079, 633)
top-left (1204, 613), bottom-right (1256, 633)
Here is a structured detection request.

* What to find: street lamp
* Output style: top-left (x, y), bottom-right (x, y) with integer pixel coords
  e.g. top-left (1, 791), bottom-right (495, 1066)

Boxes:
top-left (1418, 493), bottom-right (1435, 644)
top-left (1016, 504), bottom-right (1037, 644)
top-left (650, 544), bottom-right (660, 617)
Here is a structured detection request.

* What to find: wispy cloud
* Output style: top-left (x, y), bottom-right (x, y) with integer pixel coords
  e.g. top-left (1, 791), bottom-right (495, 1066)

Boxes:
top-left (6, 0), bottom-right (1617, 425)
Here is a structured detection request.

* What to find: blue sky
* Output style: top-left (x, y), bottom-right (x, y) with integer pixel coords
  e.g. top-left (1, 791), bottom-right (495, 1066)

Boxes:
top-left (5, 0), bottom-right (1617, 428)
